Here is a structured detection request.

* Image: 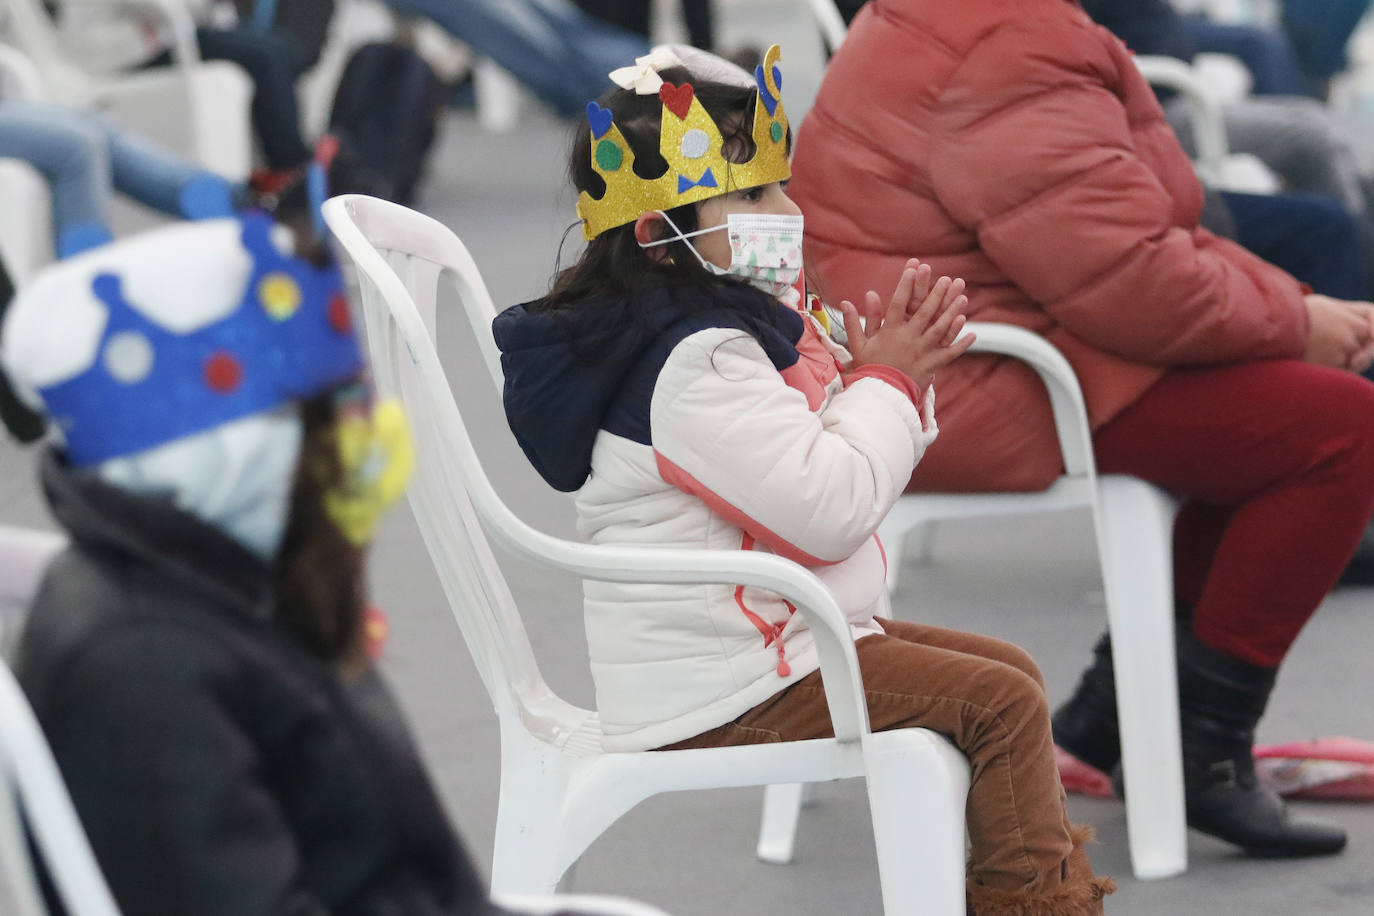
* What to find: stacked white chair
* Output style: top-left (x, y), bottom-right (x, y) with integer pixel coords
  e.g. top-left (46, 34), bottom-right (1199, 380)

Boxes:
top-left (322, 193), bottom-right (974, 914)
top-left (2, 0), bottom-right (252, 180)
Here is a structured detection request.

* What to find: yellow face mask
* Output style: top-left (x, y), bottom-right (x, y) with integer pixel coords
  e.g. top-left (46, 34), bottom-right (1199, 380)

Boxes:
top-left (324, 398), bottom-right (415, 546)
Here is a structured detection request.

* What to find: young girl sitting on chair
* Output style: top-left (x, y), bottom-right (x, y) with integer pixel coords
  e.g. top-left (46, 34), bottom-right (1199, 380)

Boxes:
top-left (493, 46), bottom-right (1115, 914)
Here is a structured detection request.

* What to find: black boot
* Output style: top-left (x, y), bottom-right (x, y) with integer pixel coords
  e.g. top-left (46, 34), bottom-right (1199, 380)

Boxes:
top-left (1052, 632), bottom-right (1121, 774)
top-left (1177, 634), bottom-right (1347, 857)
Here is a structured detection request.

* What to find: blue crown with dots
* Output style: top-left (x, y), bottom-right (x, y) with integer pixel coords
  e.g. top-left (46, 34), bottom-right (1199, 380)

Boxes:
top-left (39, 213), bottom-right (364, 466)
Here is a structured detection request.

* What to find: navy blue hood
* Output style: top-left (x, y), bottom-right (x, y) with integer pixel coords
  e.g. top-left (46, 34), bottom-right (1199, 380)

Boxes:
top-left (493, 285), bottom-right (803, 492)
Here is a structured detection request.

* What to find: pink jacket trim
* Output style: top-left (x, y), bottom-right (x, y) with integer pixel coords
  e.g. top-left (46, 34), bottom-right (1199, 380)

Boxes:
top-left (654, 450), bottom-right (838, 567)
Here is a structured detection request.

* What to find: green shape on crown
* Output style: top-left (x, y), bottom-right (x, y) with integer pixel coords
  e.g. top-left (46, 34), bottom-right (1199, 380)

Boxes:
top-left (770, 121), bottom-right (784, 144)
top-left (595, 139), bottom-right (624, 172)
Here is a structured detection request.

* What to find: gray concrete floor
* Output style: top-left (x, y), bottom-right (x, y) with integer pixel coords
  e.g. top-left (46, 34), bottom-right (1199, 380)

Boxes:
top-left (5, 4), bottom-right (1374, 912)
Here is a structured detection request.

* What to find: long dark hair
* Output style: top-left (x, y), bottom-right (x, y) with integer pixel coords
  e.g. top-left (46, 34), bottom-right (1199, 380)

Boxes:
top-left (532, 66), bottom-right (791, 341)
top-left (268, 183), bottom-right (367, 665)
top-left (273, 391), bottom-right (366, 663)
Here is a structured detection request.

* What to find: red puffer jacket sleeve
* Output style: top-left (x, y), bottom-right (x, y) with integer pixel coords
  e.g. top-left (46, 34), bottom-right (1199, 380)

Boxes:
top-left (928, 17), bottom-right (1309, 365)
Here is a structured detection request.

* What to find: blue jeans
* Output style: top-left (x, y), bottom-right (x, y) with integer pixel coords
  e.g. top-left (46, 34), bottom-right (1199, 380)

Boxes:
top-left (1282, 0), bottom-right (1372, 86)
top-left (1222, 189), bottom-right (1367, 301)
top-left (1181, 17), bottom-right (1309, 97)
top-left (146, 26), bottom-right (313, 169)
top-left (384, 0), bottom-right (650, 114)
top-left (0, 101), bottom-right (236, 257)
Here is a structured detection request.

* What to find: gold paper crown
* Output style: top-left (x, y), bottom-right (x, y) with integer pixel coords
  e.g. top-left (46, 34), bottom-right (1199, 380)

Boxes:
top-left (576, 45), bottom-right (791, 240)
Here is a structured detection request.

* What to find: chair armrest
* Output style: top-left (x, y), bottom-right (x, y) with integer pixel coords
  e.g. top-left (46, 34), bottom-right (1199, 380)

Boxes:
top-left (1133, 54), bottom-right (1229, 183)
top-left (961, 321), bottom-right (1095, 478)
top-left (495, 893), bottom-right (671, 916)
top-left (477, 505), bottom-right (873, 745)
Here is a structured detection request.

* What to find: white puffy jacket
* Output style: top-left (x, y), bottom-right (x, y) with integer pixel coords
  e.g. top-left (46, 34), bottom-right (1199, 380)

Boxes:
top-left (495, 287), bottom-right (938, 751)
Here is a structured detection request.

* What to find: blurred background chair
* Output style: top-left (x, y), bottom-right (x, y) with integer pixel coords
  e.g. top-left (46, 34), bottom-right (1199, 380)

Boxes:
top-left (323, 193), bottom-right (973, 914)
top-left (1, 0), bottom-right (253, 180)
top-left (0, 44), bottom-right (53, 285)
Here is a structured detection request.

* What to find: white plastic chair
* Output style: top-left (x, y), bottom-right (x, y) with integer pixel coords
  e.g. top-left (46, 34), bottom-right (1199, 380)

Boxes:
top-left (323, 194), bottom-right (973, 914)
top-left (805, 0), bottom-right (849, 54)
top-left (0, 44), bottom-right (54, 285)
top-left (0, 525), bottom-right (119, 916)
top-left (2, 0), bottom-right (253, 180)
top-left (864, 324), bottom-right (1186, 882)
top-left (1134, 54), bottom-right (1281, 194)
top-left (0, 526), bottom-right (65, 661)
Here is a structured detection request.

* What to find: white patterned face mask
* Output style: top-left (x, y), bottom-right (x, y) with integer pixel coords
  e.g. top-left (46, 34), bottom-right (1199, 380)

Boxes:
top-left (641, 210), bottom-right (806, 302)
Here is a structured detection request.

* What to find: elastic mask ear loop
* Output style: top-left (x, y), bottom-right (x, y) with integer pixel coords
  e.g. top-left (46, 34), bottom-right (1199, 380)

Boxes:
top-left (637, 210), bottom-right (727, 274)
top-left (553, 219), bottom-right (585, 277)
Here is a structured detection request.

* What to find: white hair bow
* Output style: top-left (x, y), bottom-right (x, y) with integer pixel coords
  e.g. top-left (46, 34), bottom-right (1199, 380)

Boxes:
top-left (608, 47), bottom-right (686, 95)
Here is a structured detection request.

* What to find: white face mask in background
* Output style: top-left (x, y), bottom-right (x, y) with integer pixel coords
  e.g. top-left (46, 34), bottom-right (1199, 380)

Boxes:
top-left (641, 210), bottom-right (806, 304)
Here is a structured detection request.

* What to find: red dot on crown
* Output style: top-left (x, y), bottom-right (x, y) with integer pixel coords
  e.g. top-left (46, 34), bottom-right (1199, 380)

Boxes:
top-left (204, 351), bottom-right (243, 393)
top-left (328, 293), bottom-right (353, 334)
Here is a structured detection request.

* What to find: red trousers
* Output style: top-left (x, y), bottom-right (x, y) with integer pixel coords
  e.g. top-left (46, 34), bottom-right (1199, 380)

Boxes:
top-left (1093, 360), bottom-right (1374, 666)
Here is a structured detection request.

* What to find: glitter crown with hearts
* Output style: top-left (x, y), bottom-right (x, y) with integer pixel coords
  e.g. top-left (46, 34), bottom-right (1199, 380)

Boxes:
top-left (37, 213), bottom-right (364, 466)
top-left (576, 44), bottom-right (791, 240)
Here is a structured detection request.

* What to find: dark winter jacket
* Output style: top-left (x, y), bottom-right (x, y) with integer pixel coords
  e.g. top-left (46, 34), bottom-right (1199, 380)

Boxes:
top-left (16, 451), bottom-right (495, 916)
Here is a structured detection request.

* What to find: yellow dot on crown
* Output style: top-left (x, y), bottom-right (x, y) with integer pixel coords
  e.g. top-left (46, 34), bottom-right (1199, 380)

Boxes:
top-left (259, 272), bottom-right (302, 320)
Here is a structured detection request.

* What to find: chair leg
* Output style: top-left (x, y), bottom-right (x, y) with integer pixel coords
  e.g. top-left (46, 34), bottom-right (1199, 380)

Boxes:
top-left (1096, 476), bottom-right (1188, 880)
top-left (490, 728), bottom-right (570, 896)
top-left (865, 730), bottom-right (971, 915)
top-left (756, 783), bottom-right (805, 864)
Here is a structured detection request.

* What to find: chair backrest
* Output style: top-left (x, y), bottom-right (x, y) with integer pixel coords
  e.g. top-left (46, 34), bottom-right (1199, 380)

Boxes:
top-left (0, 528), bottom-right (120, 916)
top-left (327, 194), bottom-right (505, 388)
top-left (806, 0), bottom-right (849, 54)
top-left (0, 0), bottom-right (91, 104)
top-left (321, 194), bottom-right (560, 725)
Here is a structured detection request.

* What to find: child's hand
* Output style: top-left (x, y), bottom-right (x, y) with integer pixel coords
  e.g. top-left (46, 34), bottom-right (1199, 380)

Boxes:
top-left (840, 258), bottom-right (975, 391)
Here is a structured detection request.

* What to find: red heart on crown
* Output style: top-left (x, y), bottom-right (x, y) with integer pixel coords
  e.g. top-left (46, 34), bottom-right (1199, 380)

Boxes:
top-left (659, 82), bottom-right (695, 120)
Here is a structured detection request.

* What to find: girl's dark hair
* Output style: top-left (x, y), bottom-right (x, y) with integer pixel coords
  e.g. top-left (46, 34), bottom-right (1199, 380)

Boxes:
top-left (273, 391), bottom-right (366, 663)
top-left (533, 66), bottom-right (792, 335)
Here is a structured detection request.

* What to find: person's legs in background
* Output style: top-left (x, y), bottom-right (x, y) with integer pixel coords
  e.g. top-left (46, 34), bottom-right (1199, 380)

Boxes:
top-left (1181, 17), bottom-right (1309, 97)
top-left (574, 0), bottom-right (713, 50)
top-left (1281, 0), bottom-right (1373, 98)
top-left (1058, 360), bottom-right (1374, 855)
top-left (385, 0), bottom-right (649, 116)
top-left (191, 26), bottom-right (313, 172)
top-left (0, 100), bottom-right (114, 256)
top-left (681, 0), bottom-right (714, 51)
top-left (1220, 190), bottom-right (1367, 300)
top-left (0, 101), bottom-right (237, 258)
top-left (572, 0), bottom-right (651, 36)
top-left (99, 113), bottom-right (237, 221)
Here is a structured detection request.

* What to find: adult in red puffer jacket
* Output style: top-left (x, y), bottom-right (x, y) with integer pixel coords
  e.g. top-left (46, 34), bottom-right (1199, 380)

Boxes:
top-left (791, 0), bottom-right (1374, 859)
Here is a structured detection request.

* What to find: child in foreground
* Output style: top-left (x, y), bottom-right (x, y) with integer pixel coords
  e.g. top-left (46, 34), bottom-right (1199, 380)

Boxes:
top-left (493, 46), bottom-right (1115, 914)
top-left (5, 189), bottom-right (516, 914)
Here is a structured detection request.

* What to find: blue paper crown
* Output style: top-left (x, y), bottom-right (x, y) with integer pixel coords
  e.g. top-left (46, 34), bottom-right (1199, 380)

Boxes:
top-left (39, 213), bottom-right (364, 465)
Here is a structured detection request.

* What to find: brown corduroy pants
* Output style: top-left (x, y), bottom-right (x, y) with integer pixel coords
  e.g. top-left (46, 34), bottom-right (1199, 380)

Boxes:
top-left (663, 619), bottom-right (1075, 893)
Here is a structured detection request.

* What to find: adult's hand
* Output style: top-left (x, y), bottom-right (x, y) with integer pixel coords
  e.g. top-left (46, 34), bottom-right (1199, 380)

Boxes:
top-left (1346, 301), bottom-right (1374, 375)
top-left (1303, 294), bottom-right (1372, 372)
top-left (840, 258), bottom-right (975, 390)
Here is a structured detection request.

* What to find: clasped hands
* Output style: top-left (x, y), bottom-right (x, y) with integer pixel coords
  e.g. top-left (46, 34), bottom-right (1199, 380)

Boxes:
top-left (839, 258), bottom-right (976, 391)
